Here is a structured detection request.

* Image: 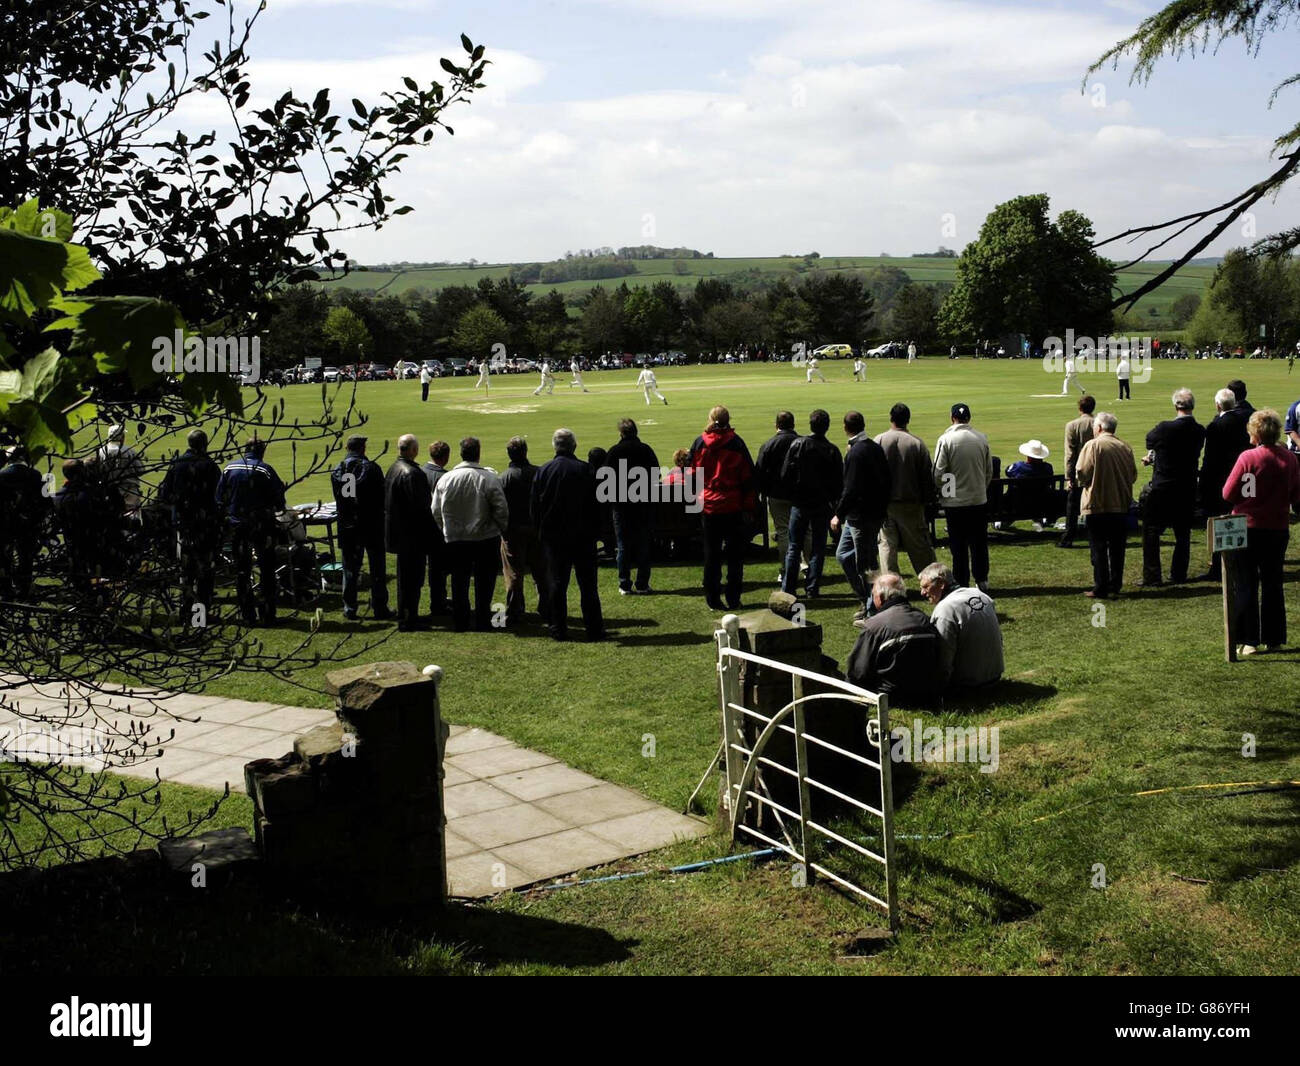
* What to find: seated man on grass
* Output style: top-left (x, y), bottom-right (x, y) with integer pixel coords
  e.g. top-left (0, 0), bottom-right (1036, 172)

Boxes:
top-left (918, 561), bottom-right (1003, 690)
top-left (846, 573), bottom-right (944, 704)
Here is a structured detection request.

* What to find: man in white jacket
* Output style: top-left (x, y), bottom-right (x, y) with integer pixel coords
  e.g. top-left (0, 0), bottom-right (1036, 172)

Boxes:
top-left (532, 360), bottom-right (555, 396)
top-left (568, 357), bottom-right (590, 392)
top-left (636, 366), bottom-right (667, 405)
top-left (932, 402), bottom-right (993, 593)
top-left (431, 436), bottom-right (509, 631)
top-left (919, 562), bottom-right (1003, 689)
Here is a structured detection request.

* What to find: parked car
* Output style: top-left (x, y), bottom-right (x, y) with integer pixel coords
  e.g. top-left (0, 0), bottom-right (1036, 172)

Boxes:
top-left (365, 363), bottom-right (394, 380)
top-left (322, 366), bottom-right (340, 382)
top-left (868, 341), bottom-right (902, 358)
top-left (421, 359), bottom-right (445, 377)
top-left (812, 343), bottom-right (853, 360)
top-left (444, 358), bottom-right (469, 376)
top-left (396, 361), bottom-right (421, 379)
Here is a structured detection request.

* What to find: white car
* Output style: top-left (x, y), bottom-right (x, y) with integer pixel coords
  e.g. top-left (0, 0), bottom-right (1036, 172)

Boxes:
top-left (322, 366), bottom-right (340, 382)
top-left (868, 342), bottom-right (900, 358)
top-left (396, 360), bottom-right (421, 379)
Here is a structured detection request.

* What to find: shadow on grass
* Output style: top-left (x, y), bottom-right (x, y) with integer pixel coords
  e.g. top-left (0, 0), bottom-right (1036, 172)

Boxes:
top-left (434, 904), bottom-right (636, 969)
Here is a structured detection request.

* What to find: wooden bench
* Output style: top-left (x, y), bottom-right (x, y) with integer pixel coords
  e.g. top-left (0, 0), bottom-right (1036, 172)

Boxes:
top-left (927, 474), bottom-right (1068, 542)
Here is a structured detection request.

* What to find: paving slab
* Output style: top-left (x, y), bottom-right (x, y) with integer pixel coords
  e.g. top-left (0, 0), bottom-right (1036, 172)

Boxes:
top-left (10, 684), bottom-right (712, 892)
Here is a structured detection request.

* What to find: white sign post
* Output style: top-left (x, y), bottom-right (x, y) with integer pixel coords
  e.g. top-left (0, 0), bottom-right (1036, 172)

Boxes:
top-left (1209, 514), bottom-right (1249, 662)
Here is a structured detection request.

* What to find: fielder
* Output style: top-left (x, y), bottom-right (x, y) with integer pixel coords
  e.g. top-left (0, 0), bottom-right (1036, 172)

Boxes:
top-left (568, 357), bottom-right (590, 392)
top-left (1061, 354), bottom-right (1084, 396)
top-left (636, 366), bottom-right (668, 405)
top-left (474, 359), bottom-right (491, 393)
top-left (805, 357), bottom-right (826, 383)
top-left (907, 341), bottom-right (917, 363)
top-left (852, 357), bottom-right (866, 382)
top-left (532, 359), bottom-right (556, 396)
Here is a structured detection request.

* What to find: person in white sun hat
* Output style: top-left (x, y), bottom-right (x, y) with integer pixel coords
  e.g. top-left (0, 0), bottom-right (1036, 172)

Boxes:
top-left (998, 439), bottom-right (1059, 532)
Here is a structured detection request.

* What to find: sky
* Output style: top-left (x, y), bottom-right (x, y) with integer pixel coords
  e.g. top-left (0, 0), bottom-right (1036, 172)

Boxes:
top-left (202, 0), bottom-right (1300, 263)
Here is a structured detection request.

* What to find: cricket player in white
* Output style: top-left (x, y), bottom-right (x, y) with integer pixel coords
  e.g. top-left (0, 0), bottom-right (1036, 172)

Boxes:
top-left (532, 359), bottom-right (555, 396)
top-left (636, 366), bottom-right (667, 405)
top-left (853, 357), bottom-right (866, 382)
top-left (1061, 355), bottom-right (1083, 396)
top-left (806, 357), bottom-right (826, 383)
top-left (907, 341), bottom-right (917, 363)
top-left (474, 358), bottom-right (491, 392)
top-left (1116, 354), bottom-right (1131, 400)
top-left (569, 357), bottom-right (590, 392)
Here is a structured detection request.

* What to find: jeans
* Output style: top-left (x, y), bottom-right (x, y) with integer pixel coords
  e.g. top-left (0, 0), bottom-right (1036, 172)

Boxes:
top-left (1231, 526), bottom-right (1289, 646)
top-left (542, 540), bottom-right (603, 639)
top-left (177, 529), bottom-right (218, 627)
top-left (943, 504), bottom-right (989, 587)
top-left (612, 507), bottom-right (652, 591)
top-left (835, 519), bottom-right (881, 606)
top-left (781, 505), bottom-right (830, 596)
top-left (702, 512), bottom-right (746, 605)
top-left (339, 526), bottom-right (388, 615)
top-left (448, 537), bottom-right (501, 631)
top-left (1086, 513), bottom-right (1128, 596)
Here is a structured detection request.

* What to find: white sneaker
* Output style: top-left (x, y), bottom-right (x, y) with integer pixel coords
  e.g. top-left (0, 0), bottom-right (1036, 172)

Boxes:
top-left (1237, 644), bottom-right (1258, 657)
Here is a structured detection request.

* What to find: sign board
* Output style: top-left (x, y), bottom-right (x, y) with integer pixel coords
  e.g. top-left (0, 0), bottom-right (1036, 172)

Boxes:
top-left (304, 356), bottom-right (322, 370)
top-left (1211, 514), bottom-right (1248, 554)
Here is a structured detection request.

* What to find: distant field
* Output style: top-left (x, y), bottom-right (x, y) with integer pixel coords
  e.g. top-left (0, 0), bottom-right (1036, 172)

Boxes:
top-left (317, 255), bottom-right (1217, 323)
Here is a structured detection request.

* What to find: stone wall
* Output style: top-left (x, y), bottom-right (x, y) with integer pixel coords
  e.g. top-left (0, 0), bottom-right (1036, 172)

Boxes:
top-left (244, 660), bottom-right (448, 909)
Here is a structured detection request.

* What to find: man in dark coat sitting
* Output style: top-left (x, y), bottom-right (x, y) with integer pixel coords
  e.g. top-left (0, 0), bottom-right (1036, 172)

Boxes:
top-left (846, 573), bottom-right (944, 704)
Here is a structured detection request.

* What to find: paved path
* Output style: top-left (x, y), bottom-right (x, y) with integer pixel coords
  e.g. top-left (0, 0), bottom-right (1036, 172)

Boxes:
top-left (0, 680), bottom-right (710, 896)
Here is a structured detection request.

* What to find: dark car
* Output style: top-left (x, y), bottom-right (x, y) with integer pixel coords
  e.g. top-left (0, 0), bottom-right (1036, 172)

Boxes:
top-left (445, 358), bottom-right (469, 376)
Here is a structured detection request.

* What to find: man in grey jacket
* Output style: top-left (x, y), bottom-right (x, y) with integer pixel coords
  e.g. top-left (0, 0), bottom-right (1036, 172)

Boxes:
top-left (919, 562), bottom-right (1003, 688)
top-left (932, 402), bottom-right (993, 593)
top-left (431, 436), bottom-right (509, 632)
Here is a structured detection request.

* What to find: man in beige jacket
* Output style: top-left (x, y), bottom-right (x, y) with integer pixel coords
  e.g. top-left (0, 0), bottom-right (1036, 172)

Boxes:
top-left (1075, 411), bottom-right (1137, 599)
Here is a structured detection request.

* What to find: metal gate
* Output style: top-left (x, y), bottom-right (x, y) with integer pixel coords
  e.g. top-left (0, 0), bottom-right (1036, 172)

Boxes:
top-left (714, 615), bottom-right (898, 930)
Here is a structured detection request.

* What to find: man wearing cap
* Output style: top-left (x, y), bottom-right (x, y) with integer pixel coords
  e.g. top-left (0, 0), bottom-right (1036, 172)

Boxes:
top-left (1058, 396), bottom-right (1096, 548)
top-left (932, 403), bottom-right (993, 593)
top-left (216, 437), bottom-right (287, 624)
top-left (419, 362), bottom-right (432, 402)
top-left (330, 435), bottom-right (390, 621)
top-left (384, 433), bottom-right (435, 630)
top-left (532, 359), bottom-right (556, 396)
top-left (158, 429), bottom-right (222, 627)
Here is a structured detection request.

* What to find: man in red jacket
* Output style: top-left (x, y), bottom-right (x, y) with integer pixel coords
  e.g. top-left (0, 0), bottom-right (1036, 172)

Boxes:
top-left (688, 405), bottom-right (757, 611)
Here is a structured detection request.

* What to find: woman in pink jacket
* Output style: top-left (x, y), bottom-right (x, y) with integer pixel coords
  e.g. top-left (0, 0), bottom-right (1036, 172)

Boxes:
top-left (1222, 409), bottom-right (1300, 654)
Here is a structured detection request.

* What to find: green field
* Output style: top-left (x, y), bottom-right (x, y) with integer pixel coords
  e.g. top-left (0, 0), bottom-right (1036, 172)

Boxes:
top-left (12, 357), bottom-right (1299, 975)
top-left (318, 255), bottom-right (1217, 324)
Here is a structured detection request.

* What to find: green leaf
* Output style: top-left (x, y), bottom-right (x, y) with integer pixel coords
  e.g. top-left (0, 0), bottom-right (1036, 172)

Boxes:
top-left (0, 228), bottom-right (101, 316)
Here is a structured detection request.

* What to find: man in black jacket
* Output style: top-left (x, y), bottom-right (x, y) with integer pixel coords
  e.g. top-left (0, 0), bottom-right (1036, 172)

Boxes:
top-left (422, 440), bottom-right (451, 616)
top-left (1141, 388), bottom-right (1206, 586)
top-left (831, 411), bottom-right (893, 623)
top-left (158, 429), bottom-right (222, 627)
top-left (330, 434), bottom-right (390, 621)
top-left (384, 433), bottom-right (434, 630)
top-left (0, 445), bottom-right (51, 600)
top-left (531, 428), bottom-right (604, 642)
top-left (1196, 388), bottom-right (1250, 580)
top-left (779, 409), bottom-right (842, 599)
top-left (605, 417), bottom-right (659, 595)
top-left (846, 573), bottom-right (944, 703)
top-left (755, 411), bottom-right (802, 583)
top-left (500, 436), bottom-right (548, 624)
top-left (216, 438), bottom-right (287, 625)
